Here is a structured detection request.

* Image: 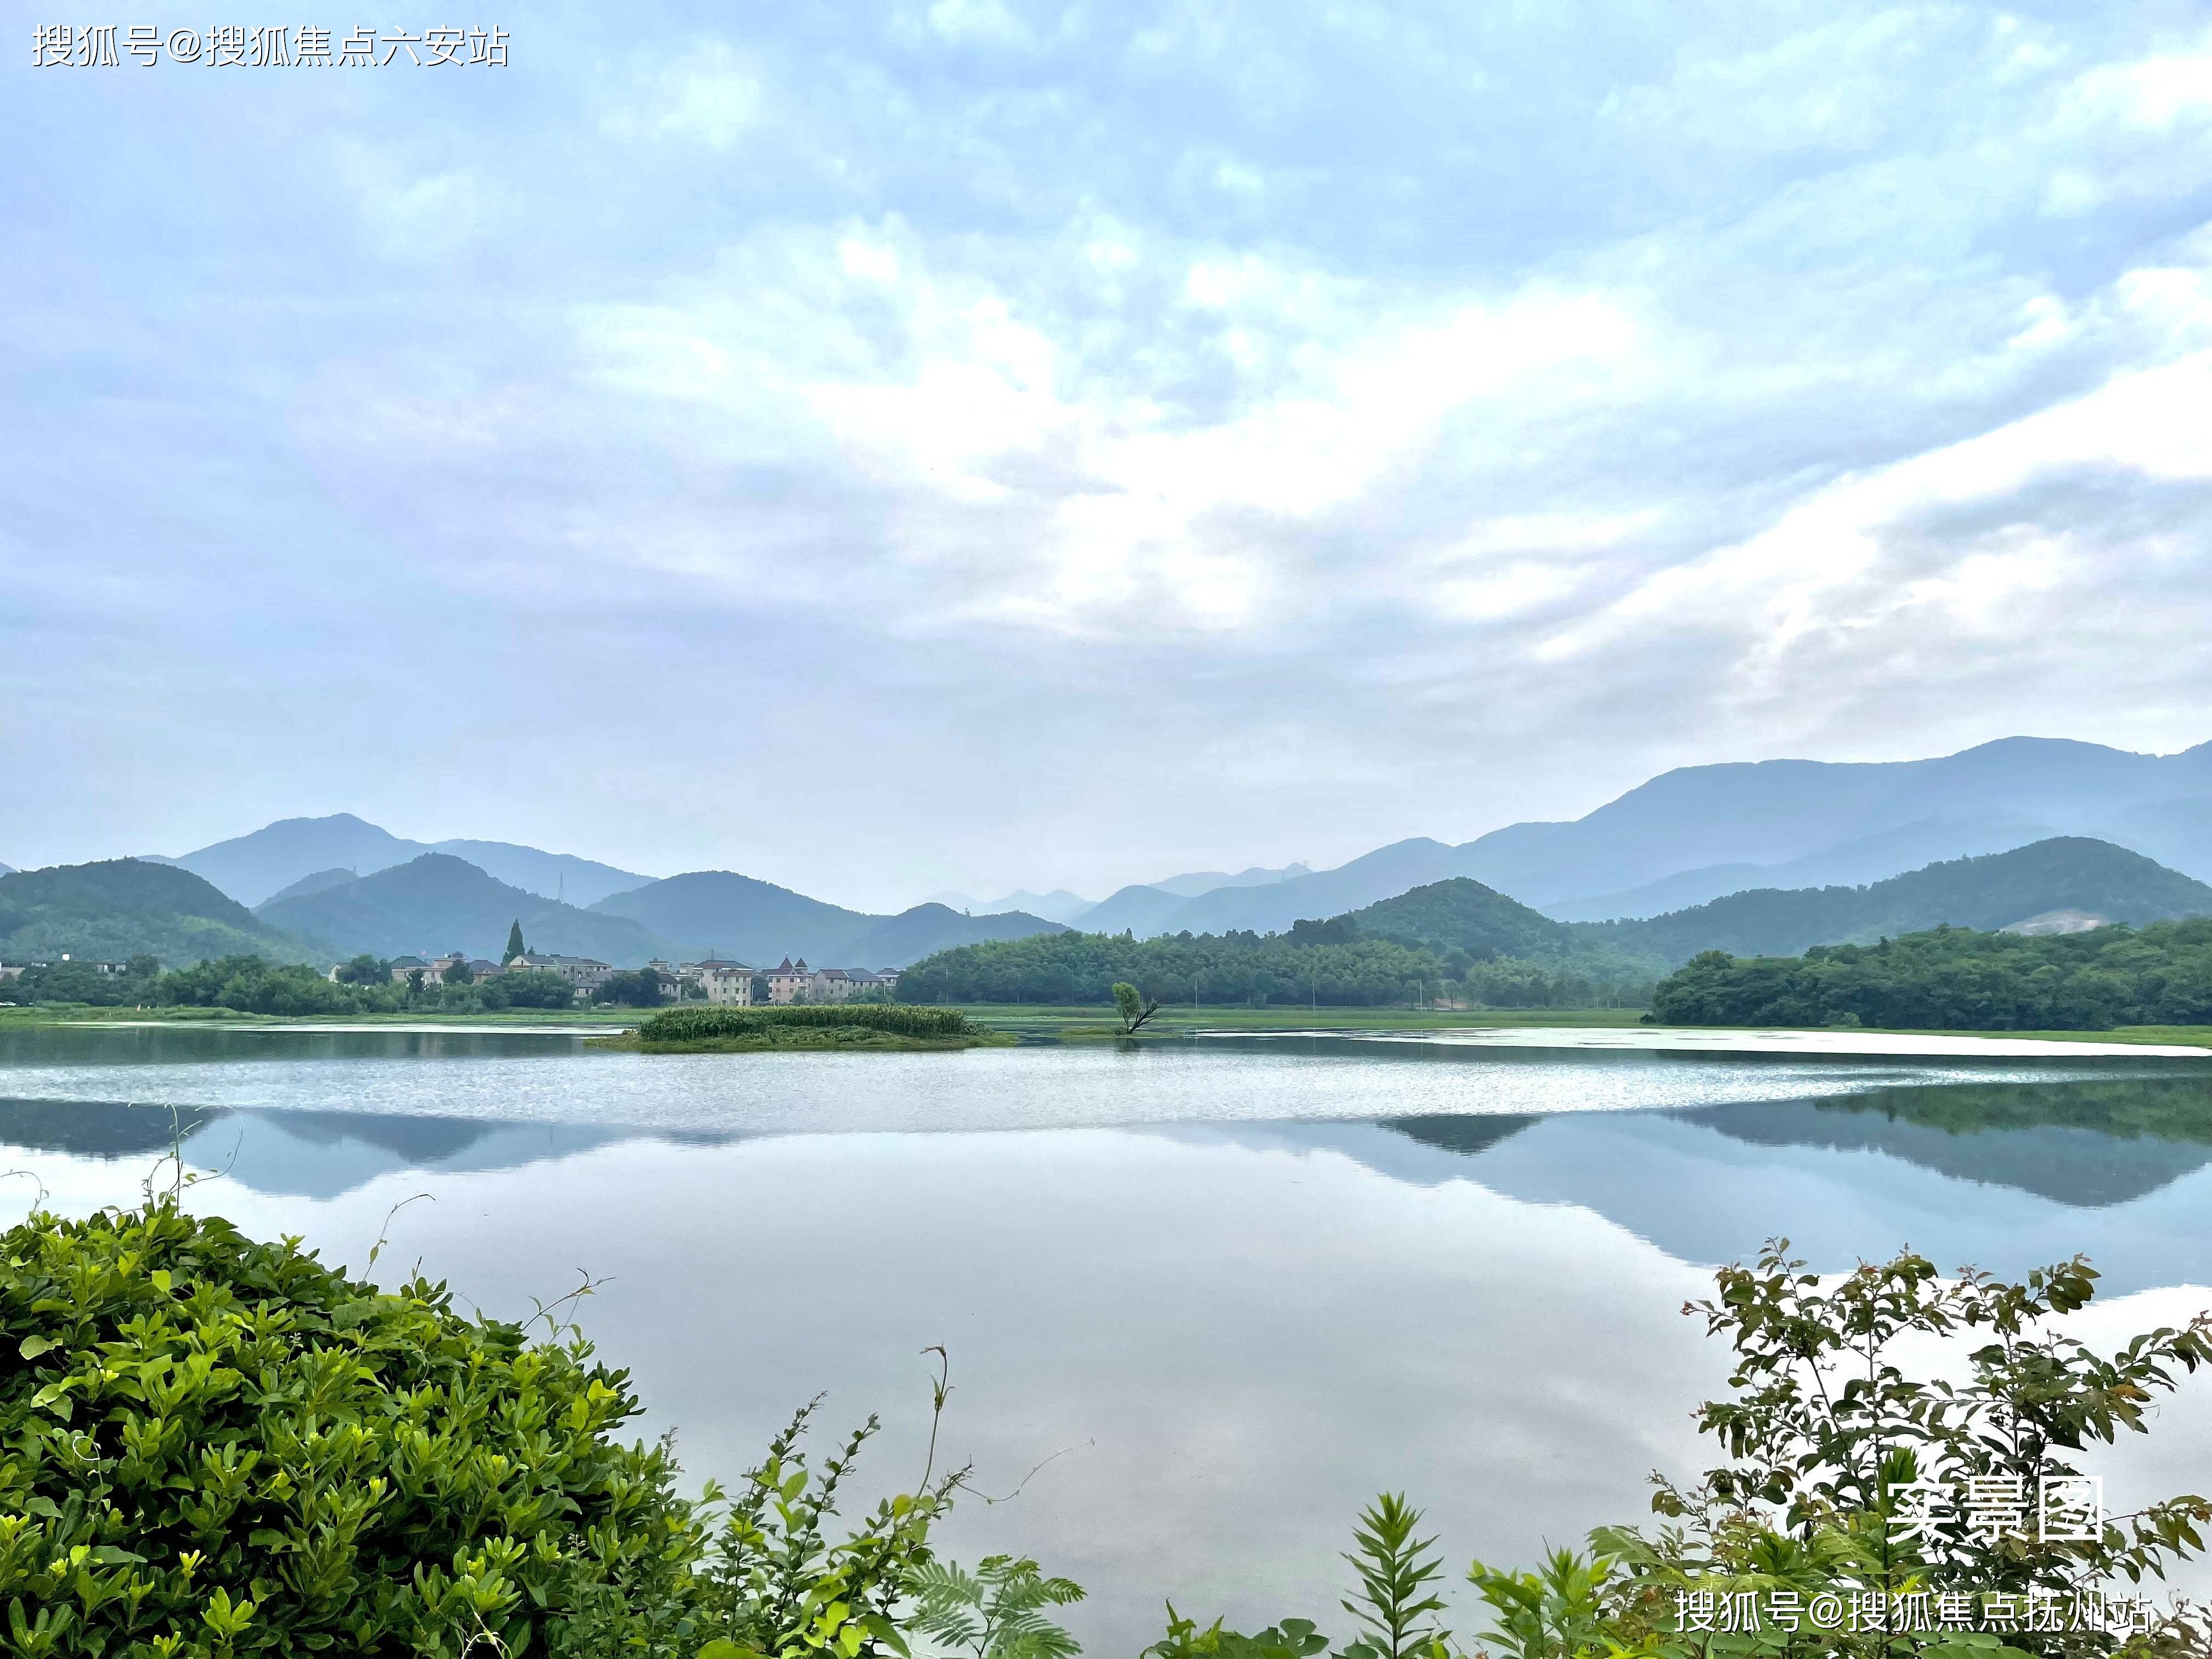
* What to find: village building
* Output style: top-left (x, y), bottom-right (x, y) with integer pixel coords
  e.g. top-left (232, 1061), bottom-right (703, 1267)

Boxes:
top-left (755, 961), bottom-right (903, 1002)
top-left (683, 958), bottom-right (758, 1005)
top-left (763, 958), bottom-right (811, 1003)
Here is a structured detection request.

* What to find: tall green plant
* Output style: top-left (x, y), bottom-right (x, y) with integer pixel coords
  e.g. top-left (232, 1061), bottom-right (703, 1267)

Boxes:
top-left (1340, 1495), bottom-right (1449, 1659)
top-left (1146, 1494), bottom-right (1451, 1659)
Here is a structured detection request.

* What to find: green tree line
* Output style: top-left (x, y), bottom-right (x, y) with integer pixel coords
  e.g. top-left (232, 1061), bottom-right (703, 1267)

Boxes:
top-left (894, 926), bottom-right (1655, 1010)
top-left (1649, 918), bottom-right (2212, 1030)
top-left (2, 955), bottom-right (585, 1016)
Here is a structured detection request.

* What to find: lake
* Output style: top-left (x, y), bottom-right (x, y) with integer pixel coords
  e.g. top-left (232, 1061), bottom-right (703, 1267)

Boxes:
top-left (5, 1023), bottom-right (2212, 1648)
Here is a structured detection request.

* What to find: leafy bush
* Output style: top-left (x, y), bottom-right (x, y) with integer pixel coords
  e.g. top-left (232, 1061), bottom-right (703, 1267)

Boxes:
top-left (0, 1200), bottom-right (701, 1658)
top-left (0, 1200), bottom-right (1074, 1659)
top-left (481, 969), bottom-right (578, 1011)
top-left (637, 1004), bottom-right (977, 1041)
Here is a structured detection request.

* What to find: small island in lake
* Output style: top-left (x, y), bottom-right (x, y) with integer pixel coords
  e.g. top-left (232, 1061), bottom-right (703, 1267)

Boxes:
top-left (590, 1003), bottom-right (1013, 1053)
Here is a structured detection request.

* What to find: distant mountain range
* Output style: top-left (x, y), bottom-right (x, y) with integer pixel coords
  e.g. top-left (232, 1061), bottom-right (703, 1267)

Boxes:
top-left (1307, 837), bottom-right (2212, 972)
top-left (240, 856), bottom-right (1068, 969)
top-left (22, 733), bottom-right (2212, 970)
top-left (1065, 736), bottom-right (2212, 939)
top-left (8, 831), bottom-right (2209, 983)
top-left (144, 814), bottom-right (650, 909)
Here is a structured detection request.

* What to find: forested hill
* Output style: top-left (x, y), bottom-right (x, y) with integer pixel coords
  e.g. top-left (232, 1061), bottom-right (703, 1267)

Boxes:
top-left (1577, 837), bottom-right (2212, 964)
top-left (0, 859), bottom-right (324, 966)
top-left (1649, 919), bottom-right (2212, 1031)
top-left (1347, 877), bottom-right (1585, 958)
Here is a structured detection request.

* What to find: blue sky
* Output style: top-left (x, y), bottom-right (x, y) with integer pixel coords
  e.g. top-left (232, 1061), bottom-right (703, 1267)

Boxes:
top-left (5, 1), bottom-right (2211, 909)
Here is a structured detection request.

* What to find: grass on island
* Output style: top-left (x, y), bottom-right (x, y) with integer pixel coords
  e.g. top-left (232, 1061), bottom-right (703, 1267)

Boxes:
top-left (590, 1026), bottom-right (1015, 1053)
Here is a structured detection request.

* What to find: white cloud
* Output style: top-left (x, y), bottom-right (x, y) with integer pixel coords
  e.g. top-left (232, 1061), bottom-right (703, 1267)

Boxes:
top-left (1534, 346), bottom-right (2212, 693)
top-left (926, 0), bottom-right (1035, 49)
top-left (27, 0), bottom-right (2212, 889)
top-left (602, 42), bottom-right (764, 148)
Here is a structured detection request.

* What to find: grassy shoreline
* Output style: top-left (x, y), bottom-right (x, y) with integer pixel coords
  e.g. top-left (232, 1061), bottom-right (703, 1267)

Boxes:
top-left (4, 1000), bottom-right (2207, 1049)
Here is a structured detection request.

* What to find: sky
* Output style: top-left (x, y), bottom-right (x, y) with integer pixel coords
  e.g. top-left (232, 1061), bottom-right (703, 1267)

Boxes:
top-left (4, 1), bottom-right (2211, 911)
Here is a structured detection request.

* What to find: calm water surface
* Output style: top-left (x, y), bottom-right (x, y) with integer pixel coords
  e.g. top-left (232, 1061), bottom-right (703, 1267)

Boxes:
top-left (5, 1025), bottom-right (2212, 1646)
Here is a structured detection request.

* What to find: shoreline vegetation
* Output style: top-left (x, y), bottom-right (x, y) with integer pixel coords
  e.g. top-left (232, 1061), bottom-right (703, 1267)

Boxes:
top-left (3, 997), bottom-right (2209, 1049)
top-left (592, 1002), bottom-right (1014, 1053)
top-left (7, 1195), bottom-right (2209, 1657)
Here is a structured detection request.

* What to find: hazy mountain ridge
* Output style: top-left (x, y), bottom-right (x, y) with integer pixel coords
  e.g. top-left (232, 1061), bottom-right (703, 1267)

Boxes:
top-left (261, 868), bottom-right (362, 906)
top-left (150, 813), bottom-right (648, 909)
top-left (0, 859), bottom-right (325, 966)
top-left (590, 870), bottom-right (1067, 968)
top-left (1475, 737), bottom-right (2212, 911)
top-left (1143, 862), bottom-right (1313, 900)
top-left (974, 889), bottom-right (1094, 924)
top-left (929, 863), bottom-right (1311, 925)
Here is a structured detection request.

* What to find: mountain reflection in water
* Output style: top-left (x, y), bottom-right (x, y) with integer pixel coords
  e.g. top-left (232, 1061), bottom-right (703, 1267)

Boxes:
top-left (1389, 1076), bottom-right (2212, 1209)
top-left (0, 1098), bottom-right (744, 1200)
top-left (3, 1073), bottom-right (2209, 1283)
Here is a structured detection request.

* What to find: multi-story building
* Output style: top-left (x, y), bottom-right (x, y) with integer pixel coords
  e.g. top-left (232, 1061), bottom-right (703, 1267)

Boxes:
top-left (685, 959), bottom-right (758, 1005)
top-left (764, 958), bottom-right (813, 1003)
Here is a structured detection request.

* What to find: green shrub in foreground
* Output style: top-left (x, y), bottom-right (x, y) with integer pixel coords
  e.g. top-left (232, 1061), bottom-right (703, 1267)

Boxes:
top-left (637, 1003), bottom-right (975, 1041)
top-left (0, 1200), bottom-right (702, 1658)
